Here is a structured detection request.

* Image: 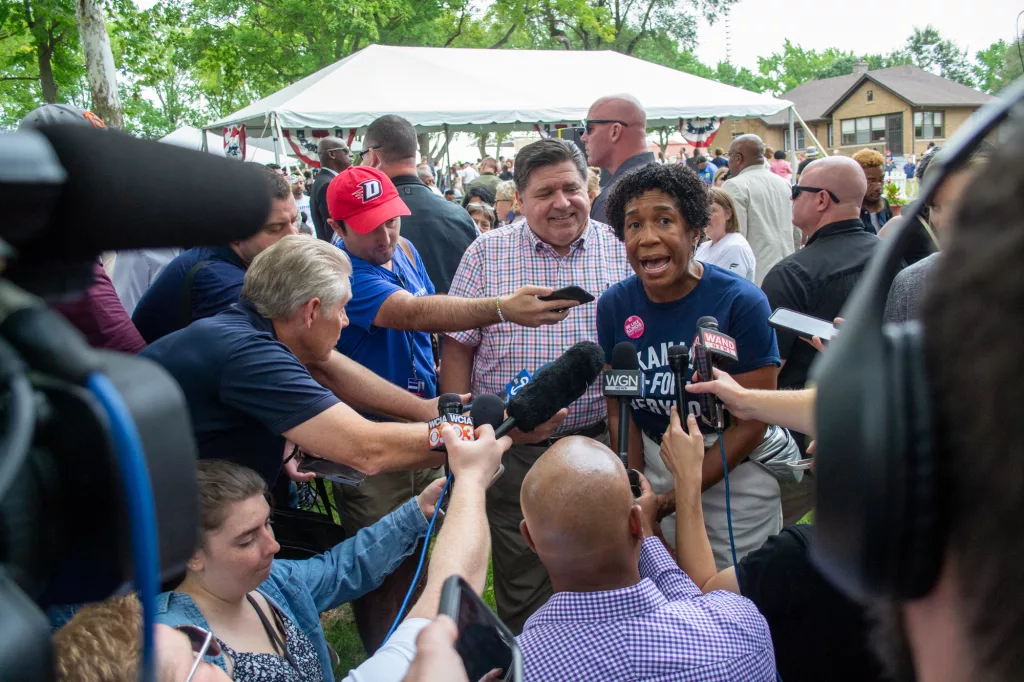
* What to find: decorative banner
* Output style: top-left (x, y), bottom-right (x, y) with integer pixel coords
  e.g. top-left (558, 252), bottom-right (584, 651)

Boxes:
top-left (223, 124), bottom-right (246, 160)
top-left (283, 128), bottom-right (359, 167)
top-left (678, 117), bottom-right (723, 149)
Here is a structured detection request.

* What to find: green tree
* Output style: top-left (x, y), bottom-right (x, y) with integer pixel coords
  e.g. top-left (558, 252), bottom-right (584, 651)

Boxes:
top-left (974, 35), bottom-right (1023, 95)
top-left (901, 25), bottom-right (974, 87)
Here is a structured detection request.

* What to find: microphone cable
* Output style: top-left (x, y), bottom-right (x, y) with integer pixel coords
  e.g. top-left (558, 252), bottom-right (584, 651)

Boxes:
top-left (382, 472), bottom-right (453, 644)
top-left (717, 435), bottom-right (738, 569)
top-left (85, 372), bottom-right (160, 682)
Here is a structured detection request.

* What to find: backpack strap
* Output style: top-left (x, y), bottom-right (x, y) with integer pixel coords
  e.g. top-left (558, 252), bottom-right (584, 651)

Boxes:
top-left (180, 260), bottom-right (214, 328)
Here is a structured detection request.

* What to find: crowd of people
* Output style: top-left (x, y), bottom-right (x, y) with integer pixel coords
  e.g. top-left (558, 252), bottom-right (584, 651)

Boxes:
top-left (16, 81), bottom-right (1017, 682)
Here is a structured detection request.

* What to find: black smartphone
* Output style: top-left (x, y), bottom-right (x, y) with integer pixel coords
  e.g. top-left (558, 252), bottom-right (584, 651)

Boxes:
top-left (537, 286), bottom-right (595, 305)
top-left (628, 469), bottom-right (642, 499)
top-left (438, 575), bottom-right (523, 682)
top-left (768, 308), bottom-right (839, 342)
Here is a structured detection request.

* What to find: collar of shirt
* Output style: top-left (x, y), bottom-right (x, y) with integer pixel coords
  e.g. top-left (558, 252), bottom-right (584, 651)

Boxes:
top-left (235, 298), bottom-right (277, 338)
top-left (209, 245), bottom-right (246, 270)
top-left (807, 218), bottom-right (868, 246)
top-left (736, 164), bottom-right (769, 178)
top-left (523, 576), bottom-right (668, 629)
top-left (520, 218), bottom-right (594, 256)
top-left (391, 174), bottom-right (425, 187)
top-left (611, 151), bottom-right (656, 182)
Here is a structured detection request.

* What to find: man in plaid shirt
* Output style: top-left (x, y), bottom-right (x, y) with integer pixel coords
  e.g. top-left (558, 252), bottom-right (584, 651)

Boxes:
top-left (439, 138), bottom-right (633, 633)
top-left (516, 435), bottom-right (776, 681)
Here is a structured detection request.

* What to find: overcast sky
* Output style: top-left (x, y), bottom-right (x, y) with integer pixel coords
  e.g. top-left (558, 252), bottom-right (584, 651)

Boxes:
top-left (695, 0), bottom-right (1016, 73)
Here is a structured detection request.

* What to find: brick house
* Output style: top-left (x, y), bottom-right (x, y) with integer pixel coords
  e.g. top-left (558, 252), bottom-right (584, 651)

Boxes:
top-left (722, 63), bottom-right (994, 159)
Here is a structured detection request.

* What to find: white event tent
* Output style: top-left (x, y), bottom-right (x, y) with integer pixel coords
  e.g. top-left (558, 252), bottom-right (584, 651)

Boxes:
top-left (204, 44), bottom-right (799, 167)
top-left (160, 125), bottom-right (298, 166)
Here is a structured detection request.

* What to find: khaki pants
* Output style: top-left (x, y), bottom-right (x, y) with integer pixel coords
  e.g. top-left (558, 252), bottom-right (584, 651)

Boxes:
top-left (332, 467), bottom-right (441, 654)
top-left (488, 429), bottom-right (610, 634)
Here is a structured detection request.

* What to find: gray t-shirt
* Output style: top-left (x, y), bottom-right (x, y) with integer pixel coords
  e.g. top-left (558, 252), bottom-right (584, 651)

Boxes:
top-left (884, 252), bottom-right (939, 323)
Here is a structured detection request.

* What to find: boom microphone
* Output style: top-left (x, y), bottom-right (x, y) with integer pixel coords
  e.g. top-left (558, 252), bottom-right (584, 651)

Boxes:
top-left (495, 341), bottom-right (605, 438)
top-left (1, 125), bottom-right (272, 295)
top-left (604, 341), bottom-right (643, 467)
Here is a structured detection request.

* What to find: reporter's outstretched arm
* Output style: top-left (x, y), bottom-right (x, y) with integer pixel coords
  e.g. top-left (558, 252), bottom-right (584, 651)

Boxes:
top-left (687, 367), bottom-right (817, 437)
top-left (308, 350), bottom-right (439, 423)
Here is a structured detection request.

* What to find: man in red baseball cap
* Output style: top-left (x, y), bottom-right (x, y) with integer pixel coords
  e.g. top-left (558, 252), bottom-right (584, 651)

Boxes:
top-left (324, 166), bottom-right (577, 650)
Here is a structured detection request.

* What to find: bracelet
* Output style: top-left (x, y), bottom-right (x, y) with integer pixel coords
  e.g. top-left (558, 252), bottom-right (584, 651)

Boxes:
top-left (496, 297), bottom-right (506, 323)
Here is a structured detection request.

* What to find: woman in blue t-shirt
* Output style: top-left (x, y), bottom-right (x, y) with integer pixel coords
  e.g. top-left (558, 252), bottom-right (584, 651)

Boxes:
top-left (596, 163), bottom-right (784, 569)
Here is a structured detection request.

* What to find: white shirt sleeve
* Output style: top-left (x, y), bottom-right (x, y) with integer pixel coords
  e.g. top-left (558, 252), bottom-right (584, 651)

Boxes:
top-left (341, 618), bottom-right (431, 682)
top-left (716, 239), bottom-right (757, 282)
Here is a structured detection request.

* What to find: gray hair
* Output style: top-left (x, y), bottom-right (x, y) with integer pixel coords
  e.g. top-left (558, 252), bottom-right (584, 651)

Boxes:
top-left (416, 163), bottom-right (435, 181)
top-left (241, 235), bottom-right (352, 319)
top-left (513, 138), bottom-right (587, 194)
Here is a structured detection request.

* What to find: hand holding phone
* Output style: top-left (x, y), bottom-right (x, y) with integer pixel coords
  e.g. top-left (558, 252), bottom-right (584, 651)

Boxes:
top-left (768, 308), bottom-right (839, 343)
top-left (537, 285), bottom-right (595, 312)
top-left (439, 576), bottom-right (523, 682)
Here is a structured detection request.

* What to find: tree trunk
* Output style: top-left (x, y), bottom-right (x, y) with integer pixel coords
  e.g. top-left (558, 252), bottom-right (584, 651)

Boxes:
top-left (476, 133), bottom-right (488, 161)
top-left (76, 0), bottom-right (124, 128)
top-left (417, 132), bottom-right (432, 163)
top-left (37, 45), bottom-right (58, 103)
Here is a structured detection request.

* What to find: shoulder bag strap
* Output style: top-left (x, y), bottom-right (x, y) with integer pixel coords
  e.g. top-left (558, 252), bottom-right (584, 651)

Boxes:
top-left (180, 260), bottom-right (214, 328)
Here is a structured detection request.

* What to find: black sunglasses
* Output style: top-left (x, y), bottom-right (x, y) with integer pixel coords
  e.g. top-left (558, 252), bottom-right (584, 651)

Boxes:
top-left (355, 143), bottom-right (382, 157)
top-left (792, 185), bottom-right (840, 203)
top-left (175, 625), bottom-right (234, 681)
top-left (584, 119), bottom-right (629, 134)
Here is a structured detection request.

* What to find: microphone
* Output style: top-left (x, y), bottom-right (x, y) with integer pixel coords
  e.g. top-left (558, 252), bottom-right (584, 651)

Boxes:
top-left (2, 126), bottom-right (272, 294)
top-left (603, 341), bottom-right (643, 467)
top-left (667, 343), bottom-right (689, 419)
top-left (495, 341), bottom-right (605, 438)
top-left (469, 393), bottom-right (506, 432)
top-left (688, 316), bottom-right (738, 432)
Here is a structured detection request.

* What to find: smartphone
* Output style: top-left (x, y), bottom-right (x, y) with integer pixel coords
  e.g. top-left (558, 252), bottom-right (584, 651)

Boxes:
top-left (438, 576), bottom-right (523, 682)
top-left (628, 469), bottom-right (642, 499)
top-left (537, 286), bottom-right (595, 305)
top-left (768, 308), bottom-right (839, 342)
top-left (296, 453), bottom-right (366, 486)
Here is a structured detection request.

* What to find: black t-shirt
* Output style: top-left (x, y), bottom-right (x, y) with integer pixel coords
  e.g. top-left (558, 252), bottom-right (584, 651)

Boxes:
top-left (737, 525), bottom-right (884, 682)
top-left (797, 157), bottom-right (816, 175)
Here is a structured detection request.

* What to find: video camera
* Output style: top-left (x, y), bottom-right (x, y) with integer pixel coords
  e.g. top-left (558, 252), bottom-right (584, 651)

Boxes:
top-left (0, 124), bottom-right (271, 682)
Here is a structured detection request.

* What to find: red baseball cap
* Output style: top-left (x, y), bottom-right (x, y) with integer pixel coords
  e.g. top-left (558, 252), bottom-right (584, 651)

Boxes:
top-left (326, 166), bottom-right (411, 235)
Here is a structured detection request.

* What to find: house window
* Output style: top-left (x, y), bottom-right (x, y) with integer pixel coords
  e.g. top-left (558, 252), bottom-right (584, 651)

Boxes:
top-left (867, 90), bottom-right (874, 102)
top-left (914, 111), bottom-right (944, 139)
top-left (783, 127), bottom-right (806, 151)
top-left (840, 114), bottom-right (899, 145)
top-left (827, 123), bottom-right (834, 148)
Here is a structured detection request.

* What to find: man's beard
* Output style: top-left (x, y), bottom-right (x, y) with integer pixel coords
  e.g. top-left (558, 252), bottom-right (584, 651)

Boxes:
top-left (867, 599), bottom-right (918, 682)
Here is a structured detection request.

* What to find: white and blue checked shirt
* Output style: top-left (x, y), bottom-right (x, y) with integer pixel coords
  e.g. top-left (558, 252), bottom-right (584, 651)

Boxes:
top-left (517, 537), bottom-right (776, 681)
top-left (446, 218), bottom-right (632, 435)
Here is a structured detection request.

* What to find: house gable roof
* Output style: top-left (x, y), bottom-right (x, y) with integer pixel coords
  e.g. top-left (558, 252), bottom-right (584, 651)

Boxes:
top-left (761, 65), bottom-right (994, 126)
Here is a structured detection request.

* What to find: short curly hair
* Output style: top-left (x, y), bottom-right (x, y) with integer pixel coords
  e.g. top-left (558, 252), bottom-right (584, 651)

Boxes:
top-left (604, 163), bottom-right (711, 242)
top-left (53, 595), bottom-right (142, 682)
top-left (852, 148), bottom-right (885, 170)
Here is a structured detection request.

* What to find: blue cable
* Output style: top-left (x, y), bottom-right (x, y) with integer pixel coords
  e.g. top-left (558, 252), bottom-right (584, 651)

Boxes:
top-left (717, 436), bottom-right (738, 569)
top-left (86, 373), bottom-right (159, 682)
top-left (383, 472), bottom-right (454, 644)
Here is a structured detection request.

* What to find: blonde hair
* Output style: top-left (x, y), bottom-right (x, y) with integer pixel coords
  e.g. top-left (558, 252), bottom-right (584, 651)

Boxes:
top-left (709, 188), bottom-right (741, 234)
top-left (587, 166), bottom-right (601, 202)
top-left (242, 234), bottom-right (352, 319)
top-left (852, 148), bottom-right (885, 169)
top-left (53, 595), bottom-right (142, 682)
top-left (713, 166), bottom-right (730, 186)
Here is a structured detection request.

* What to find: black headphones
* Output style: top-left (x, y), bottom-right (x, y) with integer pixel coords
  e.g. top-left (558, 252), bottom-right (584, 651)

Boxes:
top-left (809, 78), bottom-right (1024, 603)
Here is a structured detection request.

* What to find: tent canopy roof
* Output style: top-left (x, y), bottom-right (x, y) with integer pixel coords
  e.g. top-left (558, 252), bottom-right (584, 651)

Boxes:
top-left (207, 45), bottom-right (791, 135)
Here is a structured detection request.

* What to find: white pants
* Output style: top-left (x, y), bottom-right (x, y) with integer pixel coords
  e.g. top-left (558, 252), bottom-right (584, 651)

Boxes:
top-left (642, 431), bottom-right (782, 570)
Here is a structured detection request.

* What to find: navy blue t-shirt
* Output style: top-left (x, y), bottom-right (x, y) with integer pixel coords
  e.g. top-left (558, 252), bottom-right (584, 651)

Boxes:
top-left (337, 241), bottom-right (437, 404)
top-left (132, 246), bottom-right (246, 344)
top-left (140, 299), bottom-right (340, 485)
top-left (596, 264), bottom-right (780, 438)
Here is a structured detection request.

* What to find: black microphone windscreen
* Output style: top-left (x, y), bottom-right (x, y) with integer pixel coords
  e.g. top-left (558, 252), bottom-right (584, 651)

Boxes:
top-left (26, 125), bottom-right (271, 259)
top-left (611, 341), bottom-right (639, 371)
top-left (696, 316), bottom-right (719, 330)
top-left (470, 393), bottom-right (506, 432)
top-left (507, 341), bottom-right (605, 432)
top-left (438, 393), bottom-right (463, 416)
top-left (667, 343), bottom-right (688, 360)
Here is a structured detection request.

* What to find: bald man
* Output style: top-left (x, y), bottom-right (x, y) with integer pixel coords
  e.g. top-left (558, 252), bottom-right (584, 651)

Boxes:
top-left (310, 136), bottom-right (352, 241)
top-left (761, 156), bottom-right (894, 518)
top-left (582, 94), bottom-right (654, 224)
top-left (515, 436), bottom-right (775, 681)
top-left (722, 134), bottom-right (800, 284)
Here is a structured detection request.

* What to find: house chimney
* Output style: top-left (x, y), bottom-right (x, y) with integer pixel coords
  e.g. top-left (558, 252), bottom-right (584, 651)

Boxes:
top-left (853, 61), bottom-right (869, 74)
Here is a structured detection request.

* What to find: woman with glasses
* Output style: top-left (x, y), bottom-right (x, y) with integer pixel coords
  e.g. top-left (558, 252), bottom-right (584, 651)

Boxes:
top-left (595, 163), bottom-right (784, 569)
top-left (156, 460), bottom-right (444, 681)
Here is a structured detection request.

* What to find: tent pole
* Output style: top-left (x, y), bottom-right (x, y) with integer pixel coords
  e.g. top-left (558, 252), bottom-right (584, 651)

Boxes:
top-left (201, 128), bottom-right (208, 153)
top-left (788, 107), bottom-right (798, 185)
top-left (444, 124), bottom-right (451, 193)
top-left (272, 113), bottom-right (283, 167)
top-left (791, 106), bottom-right (828, 158)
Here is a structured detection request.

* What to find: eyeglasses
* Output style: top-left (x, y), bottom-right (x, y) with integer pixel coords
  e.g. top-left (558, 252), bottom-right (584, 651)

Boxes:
top-left (176, 625), bottom-right (234, 681)
top-left (355, 143), bottom-right (382, 157)
top-left (584, 119), bottom-right (629, 134)
top-left (791, 185), bottom-right (840, 203)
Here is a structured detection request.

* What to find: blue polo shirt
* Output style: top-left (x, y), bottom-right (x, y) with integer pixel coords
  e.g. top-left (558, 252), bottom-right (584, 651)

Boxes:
top-left (337, 242), bottom-right (437, 406)
top-left (132, 246), bottom-right (246, 343)
top-left (140, 299), bottom-right (340, 484)
top-left (596, 264), bottom-right (779, 439)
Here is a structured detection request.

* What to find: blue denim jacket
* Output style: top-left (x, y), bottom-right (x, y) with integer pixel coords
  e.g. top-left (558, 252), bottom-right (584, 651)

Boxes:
top-left (156, 498), bottom-right (428, 682)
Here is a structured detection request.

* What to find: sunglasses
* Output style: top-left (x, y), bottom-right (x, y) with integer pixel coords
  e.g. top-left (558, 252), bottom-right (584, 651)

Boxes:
top-left (176, 625), bottom-right (234, 681)
top-left (791, 185), bottom-right (840, 203)
top-left (584, 119), bottom-right (629, 134)
top-left (355, 143), bottom-right (382, 157)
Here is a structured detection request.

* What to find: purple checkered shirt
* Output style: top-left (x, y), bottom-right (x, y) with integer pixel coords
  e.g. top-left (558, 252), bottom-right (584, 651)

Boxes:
top-left (517, 537), bottom-right (776, 681)
top-left (446, 219), bottom-right (632, 434)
